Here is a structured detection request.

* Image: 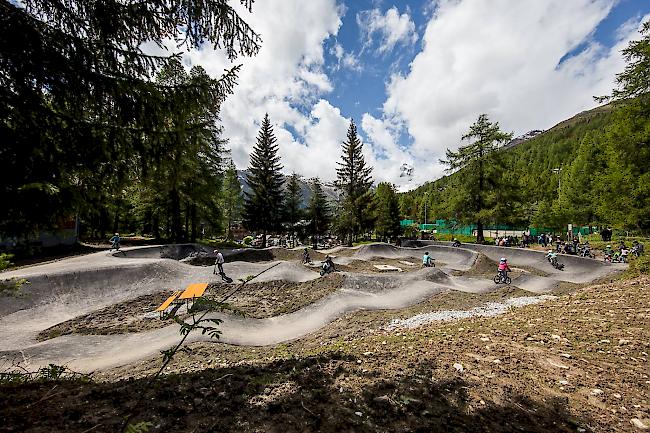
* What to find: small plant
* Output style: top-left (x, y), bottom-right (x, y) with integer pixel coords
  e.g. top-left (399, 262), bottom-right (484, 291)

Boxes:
top-left (0, 253), bottom-right (29, 296)
top-left (125, 421), bottom-right (153, 433)
top-left (0, 362), bottom-right (90, 384)
top-left (243, 236), bottom-right (253, 246)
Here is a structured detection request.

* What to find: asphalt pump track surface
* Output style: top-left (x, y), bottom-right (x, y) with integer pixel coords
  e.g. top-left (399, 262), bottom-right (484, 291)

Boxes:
top-left (0, 242), bottom-right (625, 373)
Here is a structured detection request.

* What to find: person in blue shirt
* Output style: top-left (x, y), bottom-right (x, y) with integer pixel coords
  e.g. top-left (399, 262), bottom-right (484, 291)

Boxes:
top-left (109, 233), bottom-right (121, 251)
top-left (422, 252), bottom-right (434, 267)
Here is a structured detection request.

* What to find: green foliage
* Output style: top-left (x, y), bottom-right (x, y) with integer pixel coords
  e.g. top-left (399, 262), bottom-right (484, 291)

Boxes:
top-left (125, 422), bottom-right (154, 433)
top-left (0, 253), bottom-right (28, 296)
top-left (0, 253), bottom-right (12, 271)
top-left (243, 114), bottom-right (285, 247)
top-left (283, 173), bottom-right (304, 232)
top-left (440, 114), bottom-right (513, 242)
top-left (1, 0), bottom-right (260, 242)
top-left (242, 236), bottom-right (253, 246)
top-left (374, 182), bottom-right (401, 240)
top-left (335, 120), bottom-right (374, 245)
top-left (306, 178), bottom-right (331, 245)
top-left (222, 159), bottom-right (244, 240)
top-left (625, 253), bottom-right (650, 278)
top-left (606, 20), bottom-right (650, 101)
top-left (0, 363), bottom-right (89, 384)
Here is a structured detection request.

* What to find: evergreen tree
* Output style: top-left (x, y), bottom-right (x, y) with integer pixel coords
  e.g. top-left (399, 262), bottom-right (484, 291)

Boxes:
top-left (243, 114), bottom-right (285, 248)
top-left (594, 20), bottom-right (650, 231)
top-left (334, 120), bottom-right (373, 245)
top-left (0, 0), bottom-right (260, 242)
top-left (556, 132), bottom-right (606, 227)
top-left (307, 178), bottom-right (331, 249)
top-left (222, 159), bottom-right (244, 240)
top-left (441, 114), bottom-right (513, 243)
top-left (283, 173), bottom-right (304, 235)
top-left (374, 182), bottom-right (401, 241)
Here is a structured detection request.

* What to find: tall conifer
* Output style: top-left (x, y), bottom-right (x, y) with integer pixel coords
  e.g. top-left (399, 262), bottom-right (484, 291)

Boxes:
top-left (335, 120), bottom-right (373, 245)
top-left (243, 114), bottom-right (284, 248)
top-left (307, 178), bottom-right (331, 249)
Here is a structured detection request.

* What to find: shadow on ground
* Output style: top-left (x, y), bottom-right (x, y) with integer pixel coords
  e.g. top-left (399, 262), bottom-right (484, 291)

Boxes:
top-left (0, 352), bottom-right (589, 433)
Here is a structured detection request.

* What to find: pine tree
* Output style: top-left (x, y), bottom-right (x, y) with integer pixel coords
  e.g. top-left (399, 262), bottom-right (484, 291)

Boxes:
top-left (283, 173), bottom-right (304, 235)
top-left (222, 159), bottom-right (244, 240)
top-left (0, 0), bottom-right (260, 242)
top-left (441, 114), bottom-right (513, 243)
top-left (243, 114), bottom-right (285, 248)
top-left (374, 182), bottom-right (401, 241)
top-left (335, 120), bottom-right (373, 245)
top-left (307, 178), bottom-right (331, 249)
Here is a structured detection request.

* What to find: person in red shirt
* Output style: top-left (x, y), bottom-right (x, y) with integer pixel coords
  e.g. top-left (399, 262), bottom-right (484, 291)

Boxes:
top-left (498, 257), bottom-right (511, 279)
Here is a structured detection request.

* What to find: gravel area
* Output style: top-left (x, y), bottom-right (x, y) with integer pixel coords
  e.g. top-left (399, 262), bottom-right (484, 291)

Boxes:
top-left (386, 295), bottom-right (556, 330)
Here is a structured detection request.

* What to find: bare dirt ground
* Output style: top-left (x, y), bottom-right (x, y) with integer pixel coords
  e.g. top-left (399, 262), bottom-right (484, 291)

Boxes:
top-left (3, 273), bottom-right (647, 432)
top-left (335, 258), bottom-right (437, 273)
top-left (36, 274), bottom-right (345, 340)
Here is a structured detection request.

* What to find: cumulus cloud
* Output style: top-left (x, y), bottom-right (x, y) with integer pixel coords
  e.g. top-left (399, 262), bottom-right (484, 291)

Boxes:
top-left (357, 6), bottom-right (419, 53)
top-left (381, 0), bottom-right (649, 184)
top-left (182, 0), bottom-right (345, 179)
top-left (171, 0), bottom-right (648, 191)
top-left (330, 42), bottom-right (363, 72)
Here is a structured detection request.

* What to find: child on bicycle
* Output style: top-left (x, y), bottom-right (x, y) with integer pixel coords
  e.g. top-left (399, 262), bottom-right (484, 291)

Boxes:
top-left (498, 257), bottom-right (511, 279)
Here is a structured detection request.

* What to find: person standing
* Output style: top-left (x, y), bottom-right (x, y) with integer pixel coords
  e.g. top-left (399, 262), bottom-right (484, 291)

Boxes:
top-left (213, 249), bottom-right (225, 275)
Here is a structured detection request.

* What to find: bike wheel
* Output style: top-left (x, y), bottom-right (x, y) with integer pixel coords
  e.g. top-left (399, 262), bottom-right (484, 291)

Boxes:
top-left (493, 275), bottom-right (501, 284)
top-left (505, 276), bottom-right (512, 285)
top-left (320, 270), bottom-right (325, 276)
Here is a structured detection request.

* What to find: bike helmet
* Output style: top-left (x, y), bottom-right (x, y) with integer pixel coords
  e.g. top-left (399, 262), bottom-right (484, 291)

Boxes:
top-left (500, 257), bottom-right (506, 262)
top-left (606, 244), bottom-right (611, 248)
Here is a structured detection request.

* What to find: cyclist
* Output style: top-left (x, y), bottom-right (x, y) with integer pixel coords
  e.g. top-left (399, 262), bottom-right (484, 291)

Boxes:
top-left (109, 233), bottom-right (121, 251)
top-left (498, 257), bottom-right (511, 281)
top-left (603, 244), bottom-right (614, 262)
top-left (302, 248), bottom-right (312, 264)
top-left (422, 252), bottom-right (434, 267)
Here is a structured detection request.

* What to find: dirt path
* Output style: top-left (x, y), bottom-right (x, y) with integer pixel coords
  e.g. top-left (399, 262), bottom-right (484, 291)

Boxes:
top-left (2, 275), bottom-right (647, 432)
top-left (36, 275), bottom-right (346, 340)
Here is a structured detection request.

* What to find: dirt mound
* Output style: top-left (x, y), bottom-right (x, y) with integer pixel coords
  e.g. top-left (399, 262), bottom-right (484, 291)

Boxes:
top-left (334, 258), bottom-right (427, 273)
top-left (13, 276), bottom-right (649, 433)
top-left (207, 273), bottom-right (345, 318)
top-left (36, 275), bottom-right (346, 340)
top-left (37, 291), bottom-right (175, 340)
top-left (463, 253), bottom-right (499, 277)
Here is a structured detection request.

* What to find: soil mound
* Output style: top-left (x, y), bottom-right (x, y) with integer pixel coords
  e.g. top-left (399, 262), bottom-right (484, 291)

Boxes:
top-left (36, 274), bottom-right (346, 340)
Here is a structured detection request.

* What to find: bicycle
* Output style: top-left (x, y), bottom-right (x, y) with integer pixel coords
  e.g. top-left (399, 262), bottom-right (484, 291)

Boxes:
top-left (493, 272), bottom-right (511, 285)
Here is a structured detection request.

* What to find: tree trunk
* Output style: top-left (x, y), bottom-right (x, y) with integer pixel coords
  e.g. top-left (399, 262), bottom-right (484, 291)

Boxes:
top-left (143, 208), bottom-right (152, 237)
top-left (190, 204), bottom-right (197, 242)
top-left (476, 220), bottom-right (485, 243)
top-left (112, 206), bottom-right (120, 235)
top-left (184, 200), bottom-right (190, 242)
top-left (262, 229), bottom-right (267, 248)
top-left (152, 214), bottom-right (160, 239)
top-left (170, 189), bottom-right (181, 242)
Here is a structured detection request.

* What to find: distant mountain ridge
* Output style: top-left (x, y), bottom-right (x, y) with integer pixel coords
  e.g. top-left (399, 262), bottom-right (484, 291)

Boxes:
top-left (237, 170), bottom-right (339, 208)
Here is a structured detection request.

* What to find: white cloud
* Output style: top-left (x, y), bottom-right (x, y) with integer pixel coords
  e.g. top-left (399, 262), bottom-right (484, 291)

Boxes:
top-left (330, 42), bottom-right (363, 72)
top-left (381, 0), bottom-right (649, 185)
top-left (169, 0), bottom-right (648, 191)
top-left (357, 6), bottom-right (419, 53)
top-left (182, 0), bottom-right (345, 179)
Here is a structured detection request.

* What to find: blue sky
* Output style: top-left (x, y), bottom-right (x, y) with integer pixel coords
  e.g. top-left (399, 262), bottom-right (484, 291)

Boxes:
top-left (331, 0), bottom-right (650, 123)
top-left (183, 0), bottom-right (650, 190)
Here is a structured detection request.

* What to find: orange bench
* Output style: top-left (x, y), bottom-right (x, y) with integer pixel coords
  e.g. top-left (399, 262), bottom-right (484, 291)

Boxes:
top-left (179, 283), bottom-right (208, 300)
top-left (155, 290), bottom-right (182, 318)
